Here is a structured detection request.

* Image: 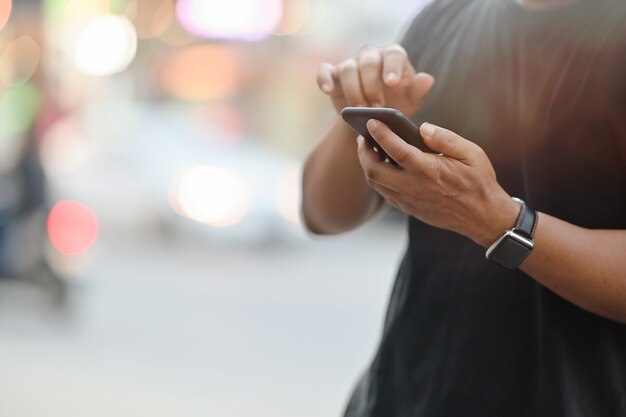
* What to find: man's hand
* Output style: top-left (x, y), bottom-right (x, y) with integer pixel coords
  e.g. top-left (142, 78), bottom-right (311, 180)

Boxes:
top-left (357, 119), bottom-right (520, 246)
top-left (316, 44), bottom-right (435, 116)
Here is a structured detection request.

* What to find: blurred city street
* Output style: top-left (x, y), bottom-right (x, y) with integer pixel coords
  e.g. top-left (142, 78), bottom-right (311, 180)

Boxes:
top-left (0, 217), bottom-right (406, 417)
top-left (0, 0), bottom-right (433, 415)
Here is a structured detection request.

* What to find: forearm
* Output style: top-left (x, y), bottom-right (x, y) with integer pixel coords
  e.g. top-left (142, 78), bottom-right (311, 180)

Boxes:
top-left (477, 209), bottom-right (626, 323)
top-left (519, 213), bottom-right (626, 323)
top-left (302, 117), bottom-right (383, 235)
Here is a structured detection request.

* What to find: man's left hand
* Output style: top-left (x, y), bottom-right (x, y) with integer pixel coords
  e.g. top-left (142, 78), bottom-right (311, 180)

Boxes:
top-left (357, 119), bottom-right (519, 247)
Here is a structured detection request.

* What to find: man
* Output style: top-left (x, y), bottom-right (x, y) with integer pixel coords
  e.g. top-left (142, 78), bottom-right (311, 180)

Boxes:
top-left (302, 0), bottom-right (626, 415)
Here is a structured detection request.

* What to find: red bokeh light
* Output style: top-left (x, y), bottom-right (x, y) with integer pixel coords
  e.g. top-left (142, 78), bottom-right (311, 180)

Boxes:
top-left (47, 200), bottom-right (99, 256)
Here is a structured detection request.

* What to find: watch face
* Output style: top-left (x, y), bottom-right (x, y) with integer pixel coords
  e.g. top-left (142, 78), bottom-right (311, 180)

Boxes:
top-left (486, 231), bottom-right (534, 270)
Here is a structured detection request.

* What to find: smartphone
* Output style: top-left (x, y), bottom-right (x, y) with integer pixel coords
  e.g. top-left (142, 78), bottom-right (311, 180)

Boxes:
top-left (340, 107), bottom-right (432, 164)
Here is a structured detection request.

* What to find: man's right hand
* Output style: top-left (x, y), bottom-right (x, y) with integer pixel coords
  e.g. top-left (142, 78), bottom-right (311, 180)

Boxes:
top-left (316, 44), bottom-right (435, 116)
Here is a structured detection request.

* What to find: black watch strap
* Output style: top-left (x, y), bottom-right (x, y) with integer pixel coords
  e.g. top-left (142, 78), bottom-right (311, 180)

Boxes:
top-left (511, 197), bottom-right (537, 239)
top-left (485, 197), bottom-right (538, 270)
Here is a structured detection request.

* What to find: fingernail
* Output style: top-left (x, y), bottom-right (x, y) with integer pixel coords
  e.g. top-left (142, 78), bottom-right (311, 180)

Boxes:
top-left (321, 83), bottom-right (331, 93)
top-left (367, 119), bottom-right (378, 130)
top-left (421, 122), bottom-right (435, 137)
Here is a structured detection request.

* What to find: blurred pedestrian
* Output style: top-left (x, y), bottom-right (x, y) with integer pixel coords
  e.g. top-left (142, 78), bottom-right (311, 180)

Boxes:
top-left (0, 0), bottom-right (65, 297)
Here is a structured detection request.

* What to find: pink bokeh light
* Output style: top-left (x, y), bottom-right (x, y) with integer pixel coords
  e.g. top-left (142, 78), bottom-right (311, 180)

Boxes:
top-left (47, 200), bottom-right (99, 256)
top-left (176, 0), bottom-right (282, 41)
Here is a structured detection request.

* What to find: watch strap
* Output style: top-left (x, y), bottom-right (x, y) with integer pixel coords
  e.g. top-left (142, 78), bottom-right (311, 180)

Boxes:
top-left (485, 197), bottom-right (538, 270)
top-left (512, 197), bottom-right (537, 239)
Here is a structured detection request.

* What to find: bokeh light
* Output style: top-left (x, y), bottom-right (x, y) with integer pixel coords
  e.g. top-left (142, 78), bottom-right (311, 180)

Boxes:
top-left (47, 200), bottom-right (99, 256)
top-left (273, 0), bottom-right (310, 36)
top-left (171, 165), bottom-right (250, 227)
top-left (158, 15), bottom-right (195, 46)
top-left (74, 14), bottom-right (137, 76)
top-left (161, 45), bottom-right (240, 101)
top-left (130, 0), bottom-right (174, 39)
top-left (0, 82), bottom-right (41, 138)
top-left (57, 0), bottom-right (112, 27)
top-left (0, 83), bottom-right (40, 169)
top-left (39, 114), bottom-right (92, 177)
top-left (69, 0), bottom-right (111, 16)
top-left (0, 0), bottom-right (11, 32)
top-left (0, 83), bottom-right (41, 171)
top-left (190, 105), bottom-right (245, 146)
top-left (176, 0), bottom-right (282, 41)
top-left (0, 35), bottom-right (41, 87)
top-left (275, 165), bottom-right (302, 225)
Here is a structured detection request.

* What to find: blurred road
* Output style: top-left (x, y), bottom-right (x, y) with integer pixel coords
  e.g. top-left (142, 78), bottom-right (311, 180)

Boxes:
top-left (0, 217), bottom-right (406, 417)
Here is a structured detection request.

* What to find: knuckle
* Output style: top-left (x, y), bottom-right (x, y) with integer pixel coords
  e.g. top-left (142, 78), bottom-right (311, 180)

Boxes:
top-left (472, 145), bottom-right (488, 162)
top-left (358, 48), bottom-right (382, 63)
top-left (393, 148), bottom-right (413, 165)
top-left (472, 141), bottom-right (485, 155)
top-left (385, 44), bottom-right (408, 57)
top-left (358, 44), bottom-right (377, 54)
top-left (346, 95), bottom-right (366, 107)
top-left (359, 54), bottom-right (382, 71)
top-left (338, 59), bottom-right (358, 74)
top-left (318, 62), bottom-right (332, 72)
top-left (431, 160), bottom-right (443, 181)
top-left (364, 166), bottom-right (378, 183)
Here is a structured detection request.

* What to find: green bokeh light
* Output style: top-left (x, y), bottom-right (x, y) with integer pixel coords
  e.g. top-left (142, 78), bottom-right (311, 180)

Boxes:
top-left (43, 0), bottom-right (131, 25)
top-left (0, 82), bottom-right (41, 138)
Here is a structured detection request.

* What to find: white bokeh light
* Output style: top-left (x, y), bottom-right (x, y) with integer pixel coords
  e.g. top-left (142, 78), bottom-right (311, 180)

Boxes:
top-left (173, 165), bottom-right (251, 227)
top-left (74, 15), bottom-right (138, 76)
top-left (176, 0), bottom-right (283, 41)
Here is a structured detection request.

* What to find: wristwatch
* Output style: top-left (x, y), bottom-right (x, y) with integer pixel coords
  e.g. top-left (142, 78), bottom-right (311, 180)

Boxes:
top-left (485, 197), bottom-right (537, 270)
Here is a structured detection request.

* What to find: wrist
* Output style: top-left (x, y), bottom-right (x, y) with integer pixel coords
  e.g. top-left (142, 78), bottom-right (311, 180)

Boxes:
top-left (335, 115), bottom-right (357, 137)
top-left (485, 197), bottom-right (538, 269)
top-left (474, 192), bottom-right (521, 248)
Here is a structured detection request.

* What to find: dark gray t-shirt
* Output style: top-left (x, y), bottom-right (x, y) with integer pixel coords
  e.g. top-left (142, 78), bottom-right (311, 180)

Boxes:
top-left (344, 1), bottom-right (626, 416)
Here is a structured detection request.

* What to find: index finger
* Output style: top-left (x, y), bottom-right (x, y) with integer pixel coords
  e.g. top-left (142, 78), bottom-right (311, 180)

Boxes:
top-left (382, 45), bottom-right (411, 86)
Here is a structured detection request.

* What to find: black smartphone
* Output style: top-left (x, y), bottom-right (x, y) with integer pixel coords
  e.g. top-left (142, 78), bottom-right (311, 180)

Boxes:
top-left (340, 107), bottom-right (432, 164)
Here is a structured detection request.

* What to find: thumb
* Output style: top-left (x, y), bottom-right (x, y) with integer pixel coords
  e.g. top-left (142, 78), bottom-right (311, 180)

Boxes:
top-left (408, 72), bottom-right (435, 107)
top-left (420, 123), bottom-right (480, 163)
